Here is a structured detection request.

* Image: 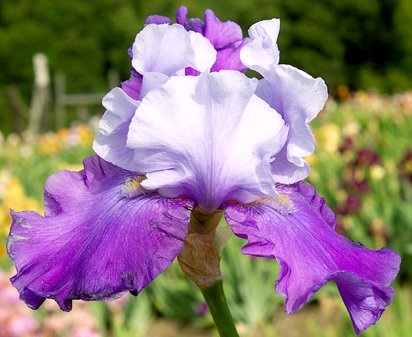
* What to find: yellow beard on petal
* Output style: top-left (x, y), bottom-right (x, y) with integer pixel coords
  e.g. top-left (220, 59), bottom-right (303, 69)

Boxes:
top-left (121, 176), bottom-right (147, 197)
top-left (255, 194), bottom-right (296, 214)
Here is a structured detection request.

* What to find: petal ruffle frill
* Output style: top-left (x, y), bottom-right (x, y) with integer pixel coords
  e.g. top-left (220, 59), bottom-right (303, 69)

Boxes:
top-left (257, 65), bottom-right (328, 183)
top-left (7, 155), bottom-right (193, 311)
top-left (122, 23), bottom-right (216, 100)
top-left (224, 182), bottom-right (400, 334)
top-left (93, 87), bottom-right (141, 172)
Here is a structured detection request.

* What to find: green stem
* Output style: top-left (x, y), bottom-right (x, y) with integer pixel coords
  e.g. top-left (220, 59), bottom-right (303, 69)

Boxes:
top-left (201, 280), bottom-right (240, 337)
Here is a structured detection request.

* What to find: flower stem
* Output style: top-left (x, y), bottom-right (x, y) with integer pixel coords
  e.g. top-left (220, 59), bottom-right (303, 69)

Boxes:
top-left (201, 280), bottom-right (240, 337)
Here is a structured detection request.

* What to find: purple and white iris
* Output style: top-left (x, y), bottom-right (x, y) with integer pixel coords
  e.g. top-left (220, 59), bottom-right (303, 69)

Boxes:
top-left (7, 6), bottom-right (400, 334)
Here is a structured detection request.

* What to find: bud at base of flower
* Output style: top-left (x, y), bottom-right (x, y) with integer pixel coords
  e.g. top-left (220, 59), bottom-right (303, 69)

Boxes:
top-left (178, 207), bottom-right (224, 288)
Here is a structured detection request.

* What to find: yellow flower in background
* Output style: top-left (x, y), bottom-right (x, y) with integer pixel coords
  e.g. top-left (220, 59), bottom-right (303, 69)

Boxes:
top-left (38, 132), bottom-right (63, 155)
top-left (58, 162), bottom-right (84, 172)
top-left (0, 174), bottom-right (42, 257)
top-left (314, 123), bottom-right (341, 154)
top-left (76, 124), bottom-right (94, 146)
top-left (57, 127), bottom-right (70, 143)
top-left (370, 165), bottom-right (386, 180)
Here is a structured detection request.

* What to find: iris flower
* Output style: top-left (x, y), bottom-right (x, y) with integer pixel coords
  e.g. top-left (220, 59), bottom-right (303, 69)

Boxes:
top-left (7, 6), bottom-right (400, 334)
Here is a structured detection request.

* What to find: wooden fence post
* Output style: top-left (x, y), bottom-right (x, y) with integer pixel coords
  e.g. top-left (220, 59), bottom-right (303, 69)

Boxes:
top-left (28, 53), bottom-right (51, 135)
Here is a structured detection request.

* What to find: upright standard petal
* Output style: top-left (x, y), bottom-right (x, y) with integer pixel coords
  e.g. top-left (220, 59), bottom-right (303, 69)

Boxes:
top-left (7, 155), bottom-right (193, 311)
top-left (257, 65), bottom-right (328, 183)
top-left (131, 23), bottom-right (216, 97)
top-left (93, 88), bottom-right (141, 171)
top-left (240, 19), bottom-right (280, 73)
top-left (241, 19), bottom-right (328, 183)
top-left (127, 71), bottom-right (288, 212)
top-left (224, 182), bottom-right (400, 334)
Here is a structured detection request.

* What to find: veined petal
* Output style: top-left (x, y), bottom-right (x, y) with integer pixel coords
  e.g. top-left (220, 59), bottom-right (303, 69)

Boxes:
top-left (257, 65), bottom-right (328, 183)
top-left (224, 182), bottom-right (400, 334)
top-left (93, 88), bottom-right (140, 171)
top-left (7, 155), bottom-right (193, 311)
top-left (127, 71), bottom-right (288, 212)
top-left (240, 19), bottom-right (280, 73)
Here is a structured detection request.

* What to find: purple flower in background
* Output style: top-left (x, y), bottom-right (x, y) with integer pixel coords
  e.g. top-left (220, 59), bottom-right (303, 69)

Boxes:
top-left (7, 8), bottom-right (400, 335)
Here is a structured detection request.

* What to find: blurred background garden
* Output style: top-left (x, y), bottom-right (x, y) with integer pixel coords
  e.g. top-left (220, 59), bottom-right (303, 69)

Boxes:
top-left (1, 0), bottom-right (412, 336)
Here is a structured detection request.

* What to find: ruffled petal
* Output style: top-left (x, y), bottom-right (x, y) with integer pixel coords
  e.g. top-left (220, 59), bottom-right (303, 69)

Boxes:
top-left (257, 65), bottom-right (328, 183)
top-left (127, 71), bottom-right (288, 212)
top-left (93, 88), bottom-right (140, 171)
top-left (240, 19), bottom-right (280, 72)
top-left (224, 182), bottom-right (400, 334)
top-left (203, 9), bottom-right (243, 49)
top-left (131, 23), bottom-right (216, 76)
top-left (7, 155), bottom-right (193, 311)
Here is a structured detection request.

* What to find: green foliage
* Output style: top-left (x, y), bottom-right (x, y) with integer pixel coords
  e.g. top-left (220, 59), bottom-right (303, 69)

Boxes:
top-left (2, 0), bottom-right (412, 134)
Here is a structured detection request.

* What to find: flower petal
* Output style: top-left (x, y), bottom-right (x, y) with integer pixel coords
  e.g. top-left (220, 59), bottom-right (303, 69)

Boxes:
top-left (129, 23), bottom-right (216, 98)
top-left (144, 15), bottom-right (171, 25)
top-left (257, 65), bottom-right (328, 183)
top-left (127, 71), bottom-right (288, 212)
top-left (121, 70), bottom-right (142, 100)
top-left (240, 19), bottom-right (280, 73)
top-left (175, 6), bottom-right (203, 34)
top-left (93, 88), bottom-right (140, 171)
top-left (132, 23), bottom-right (216, 76)
top-left (203, 9), bottom-right (243, 49)
top-left (211, 38), bottom-right (250, 73)
top-left (224, 182), bottom-right (400, 334)
top-left (7, 155), bottom-right (193, 311)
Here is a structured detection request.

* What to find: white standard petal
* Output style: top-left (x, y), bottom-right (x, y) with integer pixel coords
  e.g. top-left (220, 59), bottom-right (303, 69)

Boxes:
top-left (257, 65), bottom-right (328, 183)
top-left (96, 87), bottom-right (139, 136)
top-left (240, 19), bottom-right (280, 73)
top-left (126, 71), bottom-right (288, 212)
top-left (93, 88), bottom-right (141, 171)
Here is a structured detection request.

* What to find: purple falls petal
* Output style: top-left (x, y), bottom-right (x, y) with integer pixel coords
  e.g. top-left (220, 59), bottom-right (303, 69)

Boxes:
top-left (7, 155), bottom-right (193, 311)
top-left (224, 182), bottom-right (400, 334)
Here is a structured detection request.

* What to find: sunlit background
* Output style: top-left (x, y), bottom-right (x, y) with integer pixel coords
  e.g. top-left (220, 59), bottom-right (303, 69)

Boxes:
top-left (1, 1), bottom-right (412, 336)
